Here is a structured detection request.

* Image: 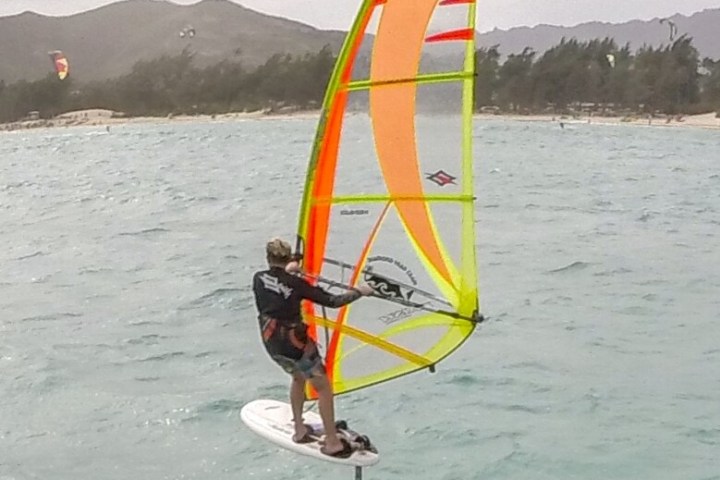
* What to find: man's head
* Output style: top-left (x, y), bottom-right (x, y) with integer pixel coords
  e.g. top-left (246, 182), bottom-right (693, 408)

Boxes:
top-left (266, 237), bottom-right (293, 266)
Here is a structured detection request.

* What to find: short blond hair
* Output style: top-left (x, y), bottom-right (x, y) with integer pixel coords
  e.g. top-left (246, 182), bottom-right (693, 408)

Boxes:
top-left (266, 237), bottom-right (292, 264)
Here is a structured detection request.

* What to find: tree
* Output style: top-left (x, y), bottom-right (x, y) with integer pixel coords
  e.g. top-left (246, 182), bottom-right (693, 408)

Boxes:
top-left (496, 48), bottom-right (535, 111)
top-left (658, 37), bottom-right (700, 113)
top-left (700, 58), bottom-right (720, 114)
top-left (474, 46), bottom-right (500, 108)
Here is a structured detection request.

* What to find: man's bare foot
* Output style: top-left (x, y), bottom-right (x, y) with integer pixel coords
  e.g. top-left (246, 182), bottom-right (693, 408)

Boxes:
top-left (292, 424), bottom-right (314, 444)
top-left (320, 438), bottom-right (352, 458)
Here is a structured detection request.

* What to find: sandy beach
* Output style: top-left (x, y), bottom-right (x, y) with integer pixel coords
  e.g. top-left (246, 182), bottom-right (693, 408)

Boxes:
top-left (2, 108), bottom-right (719, 132)
top-left (0, 108), bottom-right (318, 132)
top-left (475, 112), bottom-right (720, 130)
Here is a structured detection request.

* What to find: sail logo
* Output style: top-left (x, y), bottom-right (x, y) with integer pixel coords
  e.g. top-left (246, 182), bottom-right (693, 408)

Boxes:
top-left (365, 255), bottom-right (419, 325)
top-left (426, 170), bottom-right (457, 187)
top-left (340, 209), bottom-right (369, 216)
top-left (364, 273), bottom-right (414, 301)
top-left (378, 306), bottom-right (417, 325)
top-left (259, 273), bottom-right (293, 299)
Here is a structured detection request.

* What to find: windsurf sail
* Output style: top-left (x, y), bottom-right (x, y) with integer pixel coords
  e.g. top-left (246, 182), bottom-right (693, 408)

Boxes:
top-left (48, 51), bottom-right (69, 80)
top-left (296, 0), bottom-right (481, 399)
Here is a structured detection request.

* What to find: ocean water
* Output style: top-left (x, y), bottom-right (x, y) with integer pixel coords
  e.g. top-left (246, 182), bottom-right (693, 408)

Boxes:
top-left (1, 118), bottom-right (718, 480)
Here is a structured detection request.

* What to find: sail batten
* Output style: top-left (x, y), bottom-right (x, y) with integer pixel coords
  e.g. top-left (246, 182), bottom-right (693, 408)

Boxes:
top-left (347, 71), bottom-right (475, 91)
top-left (297, 0), bottom-right (480, 400)
top-left (312, 194), bottom-right (475, 205)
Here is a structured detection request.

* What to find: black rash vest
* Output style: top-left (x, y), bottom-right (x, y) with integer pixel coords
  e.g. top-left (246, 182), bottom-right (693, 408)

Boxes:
top-left (252, 266), bottom-right (362, 326)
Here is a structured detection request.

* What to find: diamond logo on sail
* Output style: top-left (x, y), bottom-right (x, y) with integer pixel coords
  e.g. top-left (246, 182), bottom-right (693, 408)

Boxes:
top-left (426, 170), bottom-right (457, 187)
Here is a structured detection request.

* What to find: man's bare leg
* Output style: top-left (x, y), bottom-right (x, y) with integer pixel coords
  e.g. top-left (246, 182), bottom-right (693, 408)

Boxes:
top-left (290, 372), bottom-right (309, 441)
top-left (309, 373), bottom-right (344, 454)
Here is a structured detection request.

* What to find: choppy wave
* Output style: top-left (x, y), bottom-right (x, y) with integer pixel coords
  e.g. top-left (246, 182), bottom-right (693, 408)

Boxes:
top-left (546, 261), bottom-right (590, 273)
top-left (117, 227), bottom-right (170, 237)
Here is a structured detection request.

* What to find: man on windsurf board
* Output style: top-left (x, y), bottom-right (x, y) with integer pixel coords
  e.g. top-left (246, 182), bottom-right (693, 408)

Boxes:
top-left (252, 238), bottom-right (374, 457)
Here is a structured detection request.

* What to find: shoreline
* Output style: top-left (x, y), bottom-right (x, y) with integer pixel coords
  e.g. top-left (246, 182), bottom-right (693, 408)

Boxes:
top-left (0, 108), bottom-right (307, 133)
top-left (2, 108), bottom-right (719, 133)
top-left (474, 112), bottom-right (720, 130)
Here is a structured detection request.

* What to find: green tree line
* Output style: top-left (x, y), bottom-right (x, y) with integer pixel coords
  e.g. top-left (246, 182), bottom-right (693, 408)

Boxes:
top-left (0, 46), bottom-right (334, 123)
top-left (2, 37), bottom-right (720, 123)
top-left (475, 36), bottom-right (720, 116)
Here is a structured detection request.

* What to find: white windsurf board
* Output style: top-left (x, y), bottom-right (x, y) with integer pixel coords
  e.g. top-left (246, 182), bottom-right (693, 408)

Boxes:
top-left (241, 399), bottom-right (379, 467)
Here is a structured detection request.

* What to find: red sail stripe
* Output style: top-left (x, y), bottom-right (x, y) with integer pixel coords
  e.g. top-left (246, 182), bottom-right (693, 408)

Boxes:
top-left (439, 0), bottom-right (475, 5)
top-left (425, 28), bottom-right (474, 43)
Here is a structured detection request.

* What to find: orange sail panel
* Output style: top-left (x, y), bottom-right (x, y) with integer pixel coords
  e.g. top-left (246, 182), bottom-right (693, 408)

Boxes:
top-left (370, 0), bottom-right (453, 285)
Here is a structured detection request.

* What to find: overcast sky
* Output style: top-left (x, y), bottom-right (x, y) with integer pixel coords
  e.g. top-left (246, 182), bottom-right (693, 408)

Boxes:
top-left (1, 0), bottom-right (720, 31)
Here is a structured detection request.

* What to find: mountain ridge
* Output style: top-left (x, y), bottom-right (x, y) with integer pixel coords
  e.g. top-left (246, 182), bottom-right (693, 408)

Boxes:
top-left (477, 8), bottom-right (720, 59)
top-left (0, 0), bottom-right (347, 83)
top-left (1, 1), bottom-right (718, 83)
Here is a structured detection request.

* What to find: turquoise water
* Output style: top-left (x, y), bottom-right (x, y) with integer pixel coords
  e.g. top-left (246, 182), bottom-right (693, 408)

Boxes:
top-left (1, 118), bottom-right (718, 480)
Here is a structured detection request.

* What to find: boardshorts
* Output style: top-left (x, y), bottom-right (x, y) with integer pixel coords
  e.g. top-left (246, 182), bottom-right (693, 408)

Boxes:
top-left (260, 315), bottom-right (326, 379)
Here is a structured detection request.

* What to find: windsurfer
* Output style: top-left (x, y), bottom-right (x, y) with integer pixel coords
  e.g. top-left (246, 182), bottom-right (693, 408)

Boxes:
top-left (252, 237), bottom-right (374, 457)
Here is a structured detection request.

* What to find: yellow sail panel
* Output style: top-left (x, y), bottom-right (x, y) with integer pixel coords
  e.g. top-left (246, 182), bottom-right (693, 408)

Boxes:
top-left (298, 0), bottom-right (480, 399)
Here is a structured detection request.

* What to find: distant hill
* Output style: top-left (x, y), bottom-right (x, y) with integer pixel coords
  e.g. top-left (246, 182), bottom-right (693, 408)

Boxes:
top-left (0, 0), bottom-right (347, 83)
top-left (1, 1), bottom-right (719, 84)
top-left (477, 8), bottom-right (720, 60)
